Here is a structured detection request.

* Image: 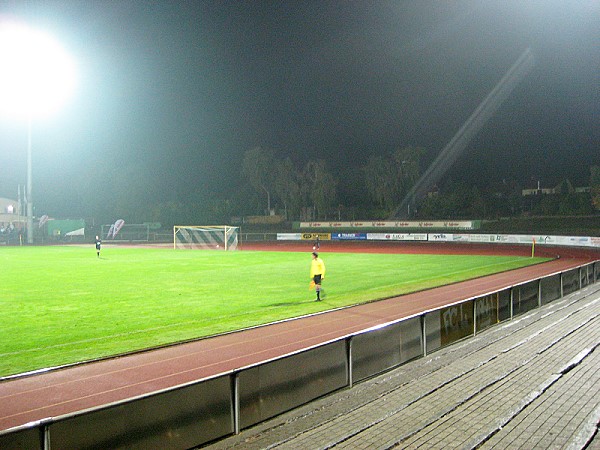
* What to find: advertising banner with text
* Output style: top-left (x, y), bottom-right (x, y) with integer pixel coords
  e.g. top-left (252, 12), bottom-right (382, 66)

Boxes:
top-left (298, 221), bottom-right (476, 229)
top-left (368, 233), bottom-right (428, 241)
top-left (332, 233), bottom-right (367, 240)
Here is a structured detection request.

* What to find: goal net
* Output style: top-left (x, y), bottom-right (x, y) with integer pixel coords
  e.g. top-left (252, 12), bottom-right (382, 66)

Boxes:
top-left (173, 225), bottom-right (239, 250)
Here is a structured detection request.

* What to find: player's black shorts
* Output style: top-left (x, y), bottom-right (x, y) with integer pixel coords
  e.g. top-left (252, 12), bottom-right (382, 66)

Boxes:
top-left (313, 274), bottom-right (322, 285)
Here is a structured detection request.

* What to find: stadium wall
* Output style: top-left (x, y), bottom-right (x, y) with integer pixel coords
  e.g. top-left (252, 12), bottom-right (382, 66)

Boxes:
top-left (1, 259), bottom-right (598, 449)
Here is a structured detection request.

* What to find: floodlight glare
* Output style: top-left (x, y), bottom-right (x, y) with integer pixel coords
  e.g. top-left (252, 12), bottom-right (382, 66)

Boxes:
top-left (0, 19), bottom-right (76, 244)
top-left (0, 20), bottom-right (76, 119)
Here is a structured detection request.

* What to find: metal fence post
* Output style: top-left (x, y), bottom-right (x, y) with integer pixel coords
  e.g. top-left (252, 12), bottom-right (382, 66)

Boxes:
top-left (421, 315), bottom-right (427, 357)
top-left (560, 272), bottom-right (564, 298)
top-left (473, 299), bottom-right (478, 336)
top-left (43, 425), bottom-right (50, 450)
top-left (231, 373), bottom-right (240, 435)
top-left (347, 337), bottom-right (353, 389)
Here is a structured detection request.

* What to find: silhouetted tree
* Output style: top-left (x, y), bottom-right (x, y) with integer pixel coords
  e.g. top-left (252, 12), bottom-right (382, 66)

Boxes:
top-left (242, 147), bottom-right (276, 214)
top-left (363, 155), bottom-right (397, 210)
top-left (362, 146), bottom-right (425, 215)
top-left (304, 159), bottom-right (337, 219)
top-left (392, 146), bottom-right (425, 194)
top-left (591, 166), bottom-right (600, 211)
top-left (273, 157), bottom-right (302, 220)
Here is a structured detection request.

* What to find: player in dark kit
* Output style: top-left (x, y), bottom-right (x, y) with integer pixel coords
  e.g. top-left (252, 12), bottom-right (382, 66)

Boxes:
top-left (95, 235), bottom-right (101, 258)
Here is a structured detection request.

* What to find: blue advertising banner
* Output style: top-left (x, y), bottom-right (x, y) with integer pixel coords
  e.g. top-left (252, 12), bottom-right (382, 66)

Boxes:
top-left (332, 233), bottom-right (367, 240)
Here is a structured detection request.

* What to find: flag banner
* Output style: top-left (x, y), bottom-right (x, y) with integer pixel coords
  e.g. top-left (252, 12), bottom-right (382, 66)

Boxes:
top-left (111, 219), bottom-right (125, 239)
top-left (38, 214), bottom-right (49, 228)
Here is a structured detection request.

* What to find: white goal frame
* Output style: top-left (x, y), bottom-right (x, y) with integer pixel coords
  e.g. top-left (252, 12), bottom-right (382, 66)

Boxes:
top-left (173, 225), bottom-right (239, 250)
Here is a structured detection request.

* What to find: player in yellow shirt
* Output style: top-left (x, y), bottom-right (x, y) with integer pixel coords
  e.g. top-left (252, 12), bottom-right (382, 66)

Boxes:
top-left (310, 252), bottom-right (326, 301)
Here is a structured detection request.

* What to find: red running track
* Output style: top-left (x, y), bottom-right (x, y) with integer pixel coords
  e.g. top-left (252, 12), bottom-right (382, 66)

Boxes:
top-left (0, 242), bottom-right (597, 432)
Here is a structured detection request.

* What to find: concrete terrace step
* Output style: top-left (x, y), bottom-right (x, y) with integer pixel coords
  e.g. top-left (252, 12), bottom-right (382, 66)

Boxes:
top-left (204, 283), bottom-right (600, 450)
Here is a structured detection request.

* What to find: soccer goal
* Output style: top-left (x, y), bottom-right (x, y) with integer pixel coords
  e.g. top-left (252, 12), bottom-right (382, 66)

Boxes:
top-left (173, 225), bottom-right (239, 250)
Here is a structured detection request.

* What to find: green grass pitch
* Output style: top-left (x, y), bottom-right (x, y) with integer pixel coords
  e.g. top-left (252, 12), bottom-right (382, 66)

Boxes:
top-left (0, 246), bottom-right (548, 377)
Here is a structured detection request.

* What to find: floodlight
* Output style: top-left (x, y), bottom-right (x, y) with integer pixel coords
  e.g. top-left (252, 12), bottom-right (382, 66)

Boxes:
top-left (0, 20), bottom-right (76, 119)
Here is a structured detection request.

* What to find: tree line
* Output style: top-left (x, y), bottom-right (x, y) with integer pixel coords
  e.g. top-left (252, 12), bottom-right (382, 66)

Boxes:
top-left (96, 150), bottom-right (599, 227)
top-left (241, 145), bottom-right (426, 221)
top-left (238, 147), bottom-right (599, 223)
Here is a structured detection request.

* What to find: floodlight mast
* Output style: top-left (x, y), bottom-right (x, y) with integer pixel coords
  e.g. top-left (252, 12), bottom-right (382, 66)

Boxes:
top-left (27, 118), bottom-right (33, 244)
top-left (0, 20), bottom-right (76, 244)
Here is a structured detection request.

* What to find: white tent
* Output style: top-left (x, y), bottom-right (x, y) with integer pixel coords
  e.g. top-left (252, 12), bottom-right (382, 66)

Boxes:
top-left (64, 227), bottom-right (85, 236)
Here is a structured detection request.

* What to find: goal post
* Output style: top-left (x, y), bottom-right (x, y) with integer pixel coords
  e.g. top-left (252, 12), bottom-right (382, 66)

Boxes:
top-left (173, 225), bottom-right (239, 250)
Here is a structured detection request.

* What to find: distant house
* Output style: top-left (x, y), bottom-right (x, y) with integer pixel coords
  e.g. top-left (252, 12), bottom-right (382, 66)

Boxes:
top-left (0, 197), bottom-right (25, 241)
top-left (0, 197), bottom-right (23, 224)
top-left (522, 186), bottom-right (554, 196)
top-left (575, 186), bottom-right (591, 194)
top-left (521, 180), bottom-right (589, 196)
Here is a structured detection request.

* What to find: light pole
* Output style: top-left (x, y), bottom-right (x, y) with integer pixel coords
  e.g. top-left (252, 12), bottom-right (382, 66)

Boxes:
top-left (0, 20), bottom-right (76, 244)
top-left (27, 118), bottom-right (33, 243)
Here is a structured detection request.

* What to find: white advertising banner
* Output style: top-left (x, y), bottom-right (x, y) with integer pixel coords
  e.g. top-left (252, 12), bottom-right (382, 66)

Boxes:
top-left (368, 233), bottom-right (428, 241)
top-left (467, 234), bottom-right (496, 243)
top-left (428, 233), bottom-right (453, 241)
top-left (277, 233), bottom-right (302, 241)
top-left (451, 234), bottom-right (471, 242)
top-left (278, 231), bottom-right (600, 248)
top-left (298, 221), bottom-right (475, 229)
top-left (557, 236), bottom-right (591, 247)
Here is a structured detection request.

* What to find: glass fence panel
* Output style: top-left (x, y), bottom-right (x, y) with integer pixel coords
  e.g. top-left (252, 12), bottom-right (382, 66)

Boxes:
top-left (514, 280), bottom-right (539, 316)
top-left (540, 274), bottom-right (561, 305)
top-left (440, 300), bottom-right (474, 347)
top-left (352, 324), bottom-right (403, 383)
top-left (498, 289), bottom-right (512, 322)
top-left (580, 266), bottom-right (589, 288)
top-left (425, 310), bottom-right (441, 354)
top-left (49, 375), bottom-right (232, 450)
top-left (476, 293), bottom-right (499, 333)
top-left (0, 427), bottom-right (41, 450)
top-left (400, 316), bottom-right (423, 363)
top-left (238, 341), bottom-right (347, 429)
top-left (563, 269), bottom-right (580, 296)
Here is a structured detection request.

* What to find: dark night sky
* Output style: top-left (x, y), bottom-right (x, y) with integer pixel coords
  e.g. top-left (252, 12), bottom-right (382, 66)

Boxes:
top-left (0, 0), bottom-right (598, 219)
